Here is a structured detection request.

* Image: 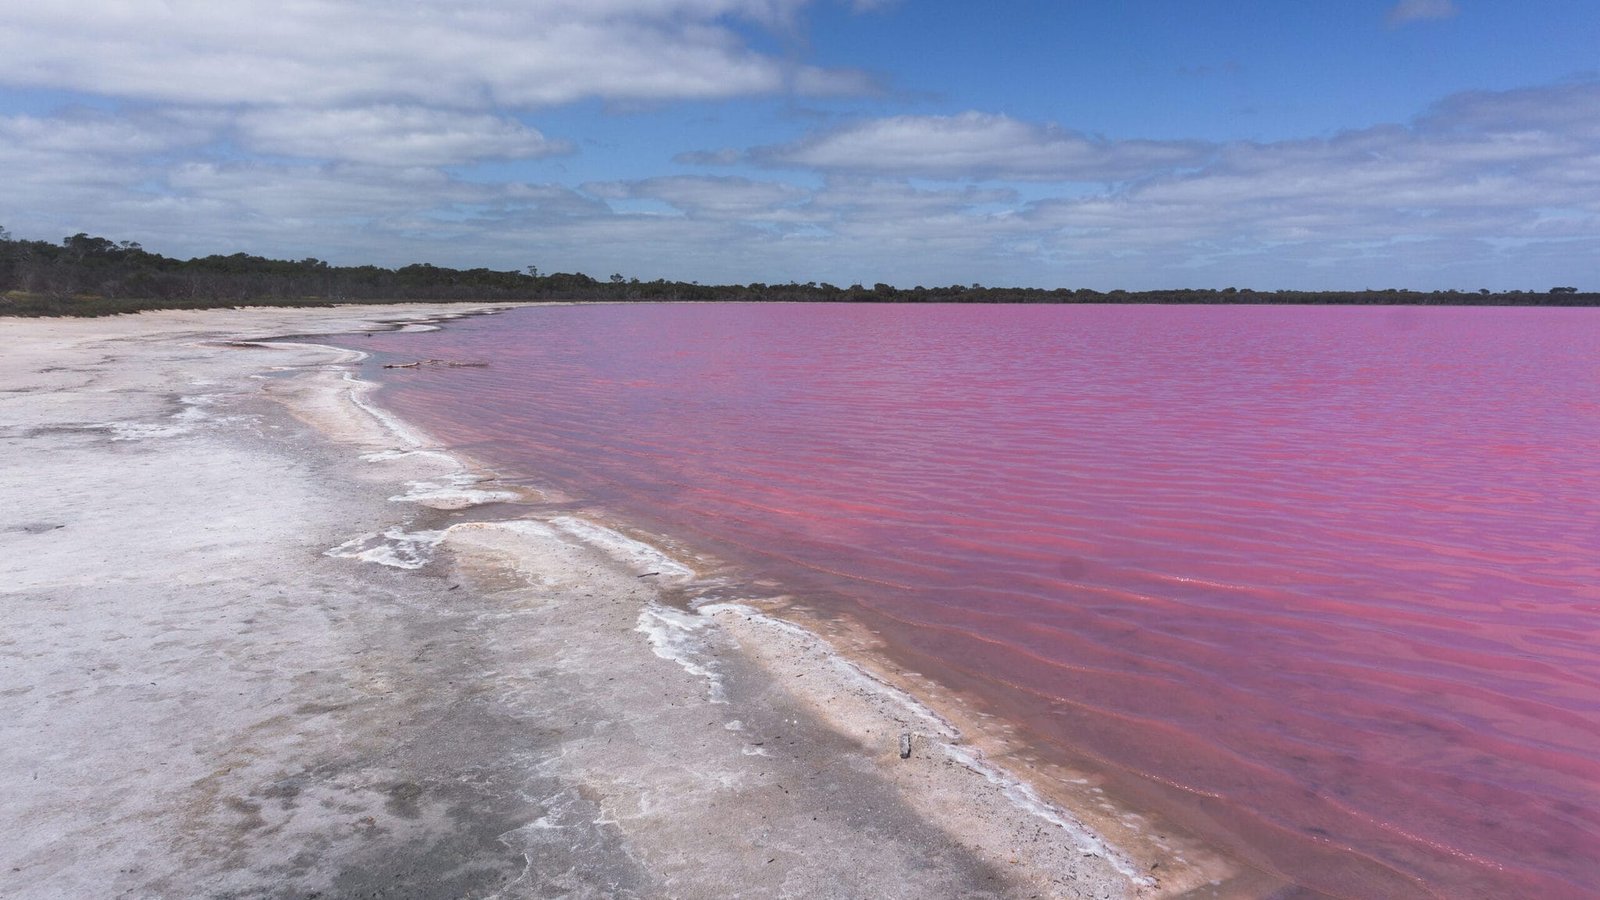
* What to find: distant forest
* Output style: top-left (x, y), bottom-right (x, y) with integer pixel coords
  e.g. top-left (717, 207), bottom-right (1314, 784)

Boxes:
top-left (1, 228), bottom-right (1592, 316)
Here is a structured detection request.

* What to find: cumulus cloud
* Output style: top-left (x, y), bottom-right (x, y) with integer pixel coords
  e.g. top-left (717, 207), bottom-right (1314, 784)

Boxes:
top-left (235, 106), bottom-right (571, 166)
top-left (753, 112), bottom-right (1211, 181)
top-left (1388, 0), bottom-right (1459, 26)
top-left (0, 1), bottom-right (867, 108)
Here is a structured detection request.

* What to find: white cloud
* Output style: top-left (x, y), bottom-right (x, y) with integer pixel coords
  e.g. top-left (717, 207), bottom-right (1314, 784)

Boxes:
top-left (1420, 81), bottom-right (1600, 140)
top-left (162, 162), bottom-right (492, 222)
top-left (0, 1), bottom-right (867, 109)
top-left (1125, 82), bottom-right (1600, 217)
top-left (1005, 82), bottom-right (1600, 284)
top-left (806, 177), bottom-right (1018, 217)
top-left (753, 112), bottom-right (1210, 181)
top-left (586, 175), bottom-right (808, 218)
top-left (0, 109), bottom-right (211, 157)
top-left (235, 106), bottom-right (571, 166)
top-left (1388, 0), bottom-right (1459, 26)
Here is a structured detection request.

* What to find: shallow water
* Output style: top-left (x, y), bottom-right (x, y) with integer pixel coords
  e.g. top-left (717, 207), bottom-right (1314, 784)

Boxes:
top-left (355, 303), bottom-right (1600, 898)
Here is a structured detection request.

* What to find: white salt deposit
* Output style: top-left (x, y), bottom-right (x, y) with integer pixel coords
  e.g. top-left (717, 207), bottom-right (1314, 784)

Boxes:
top-left (341, 372), bottom-right (431, 448)
top-left (942, 743), bottom-right (1153, 885)
top-left (361, 448), bottom-right (460, 466)
top-left (389, 478), bottom-right (519, 510)
top-left (102, 393), bottom-right (240, 441)
top-left (325, 525), bottom-right (448, 570)
top-left (548, 517), bottom-right (695, 580)
top-left (700, 602), bottom-right (954, 736)
top-left (105, 421), bottom-right (195, 441)
top-left (635, 604), bottom-right (726, 703)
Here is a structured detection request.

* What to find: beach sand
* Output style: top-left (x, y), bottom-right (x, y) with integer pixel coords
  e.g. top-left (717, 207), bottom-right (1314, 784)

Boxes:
top-left (0, 304), bottom-right (1241, 898)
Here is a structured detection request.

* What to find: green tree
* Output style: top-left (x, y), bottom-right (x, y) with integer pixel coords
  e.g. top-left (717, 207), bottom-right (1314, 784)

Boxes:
top-left (63, 233), bottom-right (117, 260)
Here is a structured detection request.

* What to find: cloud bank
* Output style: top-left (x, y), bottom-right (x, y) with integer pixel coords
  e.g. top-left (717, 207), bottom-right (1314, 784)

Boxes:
top-left (753, 112), bottom-right (1210, 182)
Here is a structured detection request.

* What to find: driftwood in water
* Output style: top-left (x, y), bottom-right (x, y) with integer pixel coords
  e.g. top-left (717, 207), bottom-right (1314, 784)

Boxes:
top-left (381, 358), bottom-right (489, 369)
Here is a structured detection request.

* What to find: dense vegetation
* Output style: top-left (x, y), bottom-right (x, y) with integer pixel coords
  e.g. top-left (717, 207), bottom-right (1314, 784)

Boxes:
top-left (1, 228), bottom-right (1592, 316)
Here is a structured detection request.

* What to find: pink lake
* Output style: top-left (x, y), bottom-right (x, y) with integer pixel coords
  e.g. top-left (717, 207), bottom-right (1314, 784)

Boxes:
top-left (354, 303), bottom-right (1600, 898)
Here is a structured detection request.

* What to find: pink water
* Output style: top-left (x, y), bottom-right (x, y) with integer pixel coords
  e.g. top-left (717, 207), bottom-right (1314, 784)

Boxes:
top-left (354, 303), bottom-right (1600, 898)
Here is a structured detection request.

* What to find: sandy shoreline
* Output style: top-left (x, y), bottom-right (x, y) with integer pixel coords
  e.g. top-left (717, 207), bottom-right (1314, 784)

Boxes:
top-left (1, 304), bottom-right (1246, 898)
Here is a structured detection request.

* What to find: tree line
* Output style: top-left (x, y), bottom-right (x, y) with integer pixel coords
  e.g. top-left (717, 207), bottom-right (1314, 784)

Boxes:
top-left (1, 228), bottom-right (1592, 317)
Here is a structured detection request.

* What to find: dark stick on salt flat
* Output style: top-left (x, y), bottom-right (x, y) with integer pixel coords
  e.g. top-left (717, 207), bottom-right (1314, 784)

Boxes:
top-left (382, 358), bottom-right (489, 369)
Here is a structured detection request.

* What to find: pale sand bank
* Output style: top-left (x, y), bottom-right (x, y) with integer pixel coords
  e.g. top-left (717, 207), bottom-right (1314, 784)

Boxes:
top-left (0, 304), bottom-right (1248, 898)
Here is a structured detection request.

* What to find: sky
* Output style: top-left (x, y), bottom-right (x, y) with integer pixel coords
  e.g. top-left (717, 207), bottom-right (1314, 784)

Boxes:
top-left (1, 1), bottom-right (1597, 290)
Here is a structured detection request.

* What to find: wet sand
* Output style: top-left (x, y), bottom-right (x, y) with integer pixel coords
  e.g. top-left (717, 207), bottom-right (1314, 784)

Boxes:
top-left (0, 304), bottom-right (1235, 898)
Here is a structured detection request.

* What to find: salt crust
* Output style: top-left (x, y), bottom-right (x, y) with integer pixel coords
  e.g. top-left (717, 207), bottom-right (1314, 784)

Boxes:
top-left (98, 393), bottom-right (247, 442)
top-left (634, 604), bottom-right (729, 704)
top-left (546, 516), bottom-right (696, 582)
top-left (324, 525), bottom-right (448, 570)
